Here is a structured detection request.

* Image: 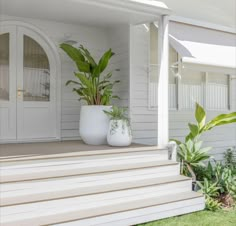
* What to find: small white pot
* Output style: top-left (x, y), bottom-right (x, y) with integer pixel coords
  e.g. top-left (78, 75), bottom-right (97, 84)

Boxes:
top-left (107, 119), bottom-right (132, 147)
top-left (80, 105), bottom-right (111, 145)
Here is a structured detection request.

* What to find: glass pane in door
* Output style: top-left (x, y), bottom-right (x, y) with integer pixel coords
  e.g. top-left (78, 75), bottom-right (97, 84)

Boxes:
top-left (23, 35), bottom-right (50, 101)
top-left (0, 33), bottom-right (10, 100)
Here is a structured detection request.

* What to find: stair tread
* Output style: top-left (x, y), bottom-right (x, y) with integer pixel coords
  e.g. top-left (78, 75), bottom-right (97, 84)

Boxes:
top-left (1, 175), bottom-right (189, 198)
top-left (0, 144), bottom-right (166, 163)
top-left (0, 159), bottom-right (178, 182)
top-left (0, 152), bottom-right (167, 170)
top-left (0, 191), bottom-right (203, 224)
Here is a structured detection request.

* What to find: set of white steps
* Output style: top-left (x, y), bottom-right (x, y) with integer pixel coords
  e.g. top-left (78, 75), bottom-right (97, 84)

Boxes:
top-left (0, 145), bottom-right (204, 226)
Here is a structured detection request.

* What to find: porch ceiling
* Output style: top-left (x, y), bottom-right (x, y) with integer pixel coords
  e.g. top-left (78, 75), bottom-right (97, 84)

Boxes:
top-left (0, 0), bottom-right (171, 27)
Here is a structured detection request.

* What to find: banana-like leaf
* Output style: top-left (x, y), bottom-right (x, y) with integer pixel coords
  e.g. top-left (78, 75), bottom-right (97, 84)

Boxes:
top-left (76, 60), bottom-right (91, 73)
top-left (79, 45), bottom-right (97, 68)
top-left (195, 103), bottom-right (206, 129)
top-left (203, 112), bottom-right (236, 132)
top-left (60, 43), bottom-right (85, 62)
top-left (188, 123), bottom-right (199, 138)
top-left (94, 49), bottom-right (114, 76)
top-left (75, 73), bottom-right (92, 89)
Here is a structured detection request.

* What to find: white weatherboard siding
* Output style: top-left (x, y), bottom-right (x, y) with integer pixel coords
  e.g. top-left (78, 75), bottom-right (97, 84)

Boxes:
top-left (108, 25), bottom-right (130, 109)
top-left (130, 24), bottom-right (158, 145)
top-left (130, 23), bottom-right (236, 161)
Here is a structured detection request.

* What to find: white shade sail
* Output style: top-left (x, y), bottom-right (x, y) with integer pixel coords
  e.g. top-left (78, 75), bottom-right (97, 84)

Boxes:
top-left (169, 22), bottom-right (236, 74)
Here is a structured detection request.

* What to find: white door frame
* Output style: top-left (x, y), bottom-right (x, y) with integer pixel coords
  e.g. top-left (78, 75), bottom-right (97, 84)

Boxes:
top-left (0, 25), bottom-right (17, 141)
top-left (0, 20), bottom-right (61, 143)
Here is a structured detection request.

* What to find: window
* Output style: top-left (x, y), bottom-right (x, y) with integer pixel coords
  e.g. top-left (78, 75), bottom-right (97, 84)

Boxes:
top-left (179, 70), bottom-right (230, 111)
top-left (206, 73), bottom-right (230, 110)
top-left (180, 69), bottom-right (204, 110)
top-left (23, 35), bottom-right (50, 101)
top-left (0, 33), bottom-right (10, 101)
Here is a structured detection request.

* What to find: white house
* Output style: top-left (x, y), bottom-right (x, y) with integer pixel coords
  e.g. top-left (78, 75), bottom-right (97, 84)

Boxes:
top-left (0, 0), bottom-right (235, 225)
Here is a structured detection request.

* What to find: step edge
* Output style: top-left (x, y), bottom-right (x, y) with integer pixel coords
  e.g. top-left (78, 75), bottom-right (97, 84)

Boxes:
top-left (0, 176), bottom-right (191, 206)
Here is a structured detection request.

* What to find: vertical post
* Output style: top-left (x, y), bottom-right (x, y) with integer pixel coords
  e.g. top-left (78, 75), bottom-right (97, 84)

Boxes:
top-left (158, 15), bottom-right (169, 146)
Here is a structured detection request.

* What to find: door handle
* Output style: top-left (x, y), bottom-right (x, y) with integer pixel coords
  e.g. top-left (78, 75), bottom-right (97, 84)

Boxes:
top-left (17, 89), bottom-right (25, 97)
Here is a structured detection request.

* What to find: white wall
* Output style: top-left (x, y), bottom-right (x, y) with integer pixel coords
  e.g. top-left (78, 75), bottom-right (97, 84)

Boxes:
top-left (130, 24), bottom-right (236, 161)
top-left (107, 25), bottom-right (130, 109)
top-left (130, 24), bottom-right (158, 145)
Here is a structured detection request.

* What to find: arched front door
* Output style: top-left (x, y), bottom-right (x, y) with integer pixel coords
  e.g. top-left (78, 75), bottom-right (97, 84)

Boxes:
top-left (0, 24), bottom-right (58, 142)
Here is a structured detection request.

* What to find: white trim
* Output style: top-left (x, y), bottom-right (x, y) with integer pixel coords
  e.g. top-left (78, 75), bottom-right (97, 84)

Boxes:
top-left (128, 24), bottom-right (132, 121)
top-left (74, 0), bottom-right (171, 17)
top-left (228, 75), bottom-right (232, 110)
top-left (182, 57), bottom-right (236, 72)
top-left (157, 15), bottom-right (169, 146)
top-left (182, 61), bottom-right (236, 75)
top-left (0, 20), bottom-right (61, 140)
top-left (170, 15), bottom-right (236, 34)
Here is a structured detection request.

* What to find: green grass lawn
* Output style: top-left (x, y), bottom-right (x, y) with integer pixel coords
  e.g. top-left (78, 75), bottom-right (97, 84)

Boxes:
top-left (138, 209), bottom-right (236, 226)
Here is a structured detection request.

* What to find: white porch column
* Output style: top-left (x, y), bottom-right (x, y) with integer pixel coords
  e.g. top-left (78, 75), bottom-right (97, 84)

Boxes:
top-left (157, 15), bottom-right (169, 146)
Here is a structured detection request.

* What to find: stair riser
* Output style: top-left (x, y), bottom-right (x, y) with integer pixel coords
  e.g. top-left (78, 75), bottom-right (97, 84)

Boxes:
top-left (1, 150), bottom-right (168, 167)
top-left (1, 179), bottom-right (191, 206)
top-left (1, 162), bottom-right (179, 183)
top-left (58, 198), bottom-right (204, 226)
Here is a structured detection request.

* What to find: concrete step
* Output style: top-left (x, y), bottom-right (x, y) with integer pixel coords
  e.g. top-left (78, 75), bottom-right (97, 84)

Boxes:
top-left (0, 174), bottom-right (190, 206)
top-left (0, 158), bottom-right (178, 183)
top-left (0, 191), bottom-right (204, 226)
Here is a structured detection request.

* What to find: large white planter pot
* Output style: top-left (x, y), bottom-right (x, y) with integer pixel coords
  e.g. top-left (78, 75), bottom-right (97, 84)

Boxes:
top-left (80, 105), bottom-right (111, 145)
top-left (107, 120), bottom-right (132, 147)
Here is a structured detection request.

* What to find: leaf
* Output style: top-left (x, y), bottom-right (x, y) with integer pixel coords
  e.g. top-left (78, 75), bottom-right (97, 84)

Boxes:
top-left (194, 140), bottom-right (203, 151)
top-left (65, 80), bottom-right (81, 86)
top-left (79, 45), bottom-right (97, 68)
top-left (188, 123), bottom-right (199, 138)
top-left (195, 103), bottom-right (206, 129)
top-left (60, 43), bottom-right (85, 62)
top-left (170, 139), bottom-right (181, 145)
top-left (75, 73), bottom-right (92, 89)
top-left (93, 49), bottom-right (114, 76)
top-left (76, 61), bottom-right (91, 73)
top-left (203, 112), bottom-right (236, 132)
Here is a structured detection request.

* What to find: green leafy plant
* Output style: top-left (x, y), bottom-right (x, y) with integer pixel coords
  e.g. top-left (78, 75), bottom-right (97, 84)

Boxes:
top-left (195, 159), bottom-right (236, 209)
top-left (173, 103), bottom-right (236, 181)
top-left (194, 161), bottom-right (215, 181)
top-left (104, 106), bottom-right (129, 121)
top-left (104, 106), bottom-right (131, 135)
top-left (197, 178), bottom-right (222, 211)
top-left (185, 103), bottom-right (236, 143)
top-left (60, 43), bottom-right (120, 105)
top-left (197, 178), bottom-right (220, 198)
top-left (205, 197), bottom-right (221, 211)
top-left (224, 147), bottom-right (236, 170)
top-left (178, 139), bottom-right (211, 182)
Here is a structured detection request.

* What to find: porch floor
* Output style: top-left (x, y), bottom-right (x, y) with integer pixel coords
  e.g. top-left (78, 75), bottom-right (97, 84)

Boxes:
top-left (0, 141), bottom-right (151, 162)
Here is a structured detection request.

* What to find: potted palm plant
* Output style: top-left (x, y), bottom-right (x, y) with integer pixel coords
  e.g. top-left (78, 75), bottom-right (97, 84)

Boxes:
top-left (60, 44), bottom-right (120, 145)
top-left (104, 106), bottom-right (132, 146)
